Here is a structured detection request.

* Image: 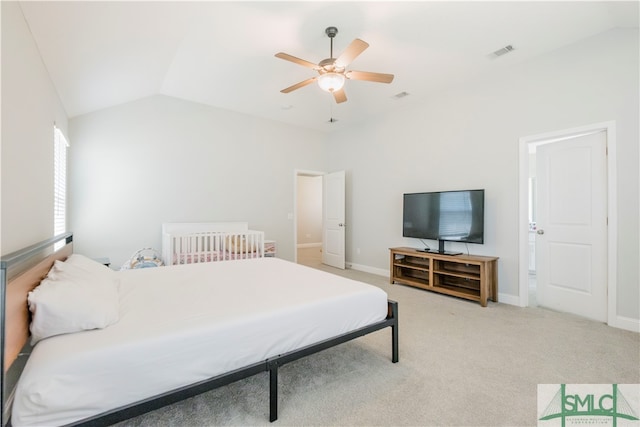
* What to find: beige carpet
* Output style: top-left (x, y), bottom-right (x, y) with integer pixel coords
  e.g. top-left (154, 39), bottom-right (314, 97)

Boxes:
top-left (115, 250), bottom-right (639, 426)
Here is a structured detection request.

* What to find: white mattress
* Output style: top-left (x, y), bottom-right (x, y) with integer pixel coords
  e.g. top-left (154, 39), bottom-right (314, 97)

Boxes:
top-left (12, 257), bottom-right (388, 426)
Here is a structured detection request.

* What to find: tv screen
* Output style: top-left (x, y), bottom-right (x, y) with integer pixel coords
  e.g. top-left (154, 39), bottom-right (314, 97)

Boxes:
top-left (403, 190), bottom-right (485, 244)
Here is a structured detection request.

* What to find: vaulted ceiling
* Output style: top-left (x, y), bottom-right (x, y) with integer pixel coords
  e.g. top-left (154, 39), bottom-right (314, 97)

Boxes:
top-left (18, 1), bottom-right (639, 132)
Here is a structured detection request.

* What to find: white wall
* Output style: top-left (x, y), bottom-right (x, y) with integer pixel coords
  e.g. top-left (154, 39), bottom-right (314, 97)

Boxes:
top-left (7, 10), bottom-right (635, 324)
top-left (326, 29), bottom-right (639, 320)
top-left (68, 95), bottom-right (326, 267)
top-left (1, 1), bottom-right (69, 254)
top-left (296, 175), bottom-right (322, 246)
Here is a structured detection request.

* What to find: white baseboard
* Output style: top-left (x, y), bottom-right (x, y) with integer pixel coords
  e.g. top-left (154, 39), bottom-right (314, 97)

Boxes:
top-left (609, 315), bottom-right (640, 333)
top-left (497, 293), bottom-right (520, 306)
top-left (346, 262), bottom-right (389, 277)
top-left (297, 243), bottom-right (322, 249)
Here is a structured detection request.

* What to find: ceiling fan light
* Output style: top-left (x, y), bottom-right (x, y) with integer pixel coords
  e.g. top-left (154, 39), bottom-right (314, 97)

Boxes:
top-left (317, 73), bottom-right (345, 92)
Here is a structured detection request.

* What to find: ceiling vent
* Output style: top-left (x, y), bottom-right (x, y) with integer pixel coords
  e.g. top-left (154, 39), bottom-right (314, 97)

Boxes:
top-left (492, 45), bottom-right (514, 58)
top-left (393, 91), bottom-right (410, 99)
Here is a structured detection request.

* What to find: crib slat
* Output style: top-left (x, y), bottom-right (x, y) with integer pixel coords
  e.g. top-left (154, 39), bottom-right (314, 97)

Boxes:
top-left (169, 229), bottom-right (265, 265)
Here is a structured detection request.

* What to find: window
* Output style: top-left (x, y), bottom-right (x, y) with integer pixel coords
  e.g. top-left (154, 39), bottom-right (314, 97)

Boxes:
top-left (54, 126), bottom-right (69, 241)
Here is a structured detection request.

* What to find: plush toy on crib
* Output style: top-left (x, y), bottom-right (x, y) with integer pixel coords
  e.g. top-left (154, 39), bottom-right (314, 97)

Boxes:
top-left (121, 248), bottom-right (164, 270)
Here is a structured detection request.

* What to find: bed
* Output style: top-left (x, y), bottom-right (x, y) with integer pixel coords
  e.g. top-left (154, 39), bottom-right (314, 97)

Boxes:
top-left (162, 222), bottom-right (265, 266)
top-left (1, 233), bottom-right (398, 426)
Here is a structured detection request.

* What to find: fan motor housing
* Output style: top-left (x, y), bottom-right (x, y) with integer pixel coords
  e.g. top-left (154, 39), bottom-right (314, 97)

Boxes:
top-left (319, 58), bottom-right (345, 74)
top-left (325, 26), bottom-right (338, 38)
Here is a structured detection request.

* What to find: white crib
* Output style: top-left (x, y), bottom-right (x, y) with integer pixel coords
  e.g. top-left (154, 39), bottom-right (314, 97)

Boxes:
top-left (162, 222), bottom-right (265, 266)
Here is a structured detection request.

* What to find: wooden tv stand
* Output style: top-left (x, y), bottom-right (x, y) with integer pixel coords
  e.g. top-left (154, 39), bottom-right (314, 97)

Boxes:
top-left (389, 247), bottom-right (498, 307)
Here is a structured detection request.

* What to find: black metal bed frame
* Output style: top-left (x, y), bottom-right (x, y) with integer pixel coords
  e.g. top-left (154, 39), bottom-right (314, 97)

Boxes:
top-left (69, 301), bottom-right (398, 426)
top-left (1, 234), bottom-right (399, 426)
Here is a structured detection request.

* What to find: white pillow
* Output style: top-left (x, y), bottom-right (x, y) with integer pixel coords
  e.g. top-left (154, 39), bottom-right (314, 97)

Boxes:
top-left (28, 259), bottom-right (119, 344)
top-left (57, 254), bottom-right (115, 278)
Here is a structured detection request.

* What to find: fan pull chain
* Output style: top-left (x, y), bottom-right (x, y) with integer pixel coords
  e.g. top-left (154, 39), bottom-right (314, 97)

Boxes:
top-left (328, 98), bottom-right (337, 123)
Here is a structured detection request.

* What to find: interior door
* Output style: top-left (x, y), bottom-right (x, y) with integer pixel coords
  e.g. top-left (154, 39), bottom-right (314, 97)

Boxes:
top-left (535, 131), bottom-right (607, 322)
top-left (322, 171), bottom-right (345, 269)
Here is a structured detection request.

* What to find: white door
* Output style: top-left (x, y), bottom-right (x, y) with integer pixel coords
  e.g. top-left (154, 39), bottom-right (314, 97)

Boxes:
top-left (535, 131), bottom-right (607, 322)
top-left (322, 171), bottom-right (345, 269)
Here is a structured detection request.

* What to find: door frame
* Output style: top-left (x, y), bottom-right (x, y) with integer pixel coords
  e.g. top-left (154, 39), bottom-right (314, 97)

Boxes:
top-left (518, 121), bottom-right (617, 327)
top-left (293, 169), bottom-right (325, 264)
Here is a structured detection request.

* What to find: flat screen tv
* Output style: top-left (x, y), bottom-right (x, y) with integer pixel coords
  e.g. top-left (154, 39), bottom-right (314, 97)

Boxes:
top-left (403, 189), bottom-right (485, 255)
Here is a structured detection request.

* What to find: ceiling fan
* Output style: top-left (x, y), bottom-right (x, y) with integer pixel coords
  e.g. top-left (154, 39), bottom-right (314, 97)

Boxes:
top-left (275, 27), bottom-right (394, 104)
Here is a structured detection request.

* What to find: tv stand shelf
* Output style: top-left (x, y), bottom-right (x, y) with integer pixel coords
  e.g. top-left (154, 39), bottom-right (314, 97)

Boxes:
top-left (389, 247), bottom-right (498, 307)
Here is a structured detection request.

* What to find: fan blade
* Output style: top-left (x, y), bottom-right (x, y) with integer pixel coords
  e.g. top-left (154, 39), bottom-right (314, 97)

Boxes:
top-left (281, 77), bottom-right (317, 93)
top-left (333, 88), bottom-right (347, 104)
top-left (335, 39), bottom-right (369, 68)
top-left (346, 70), bottom-right (394, 84)
top-left (275, 52), bottom-right (319, 70)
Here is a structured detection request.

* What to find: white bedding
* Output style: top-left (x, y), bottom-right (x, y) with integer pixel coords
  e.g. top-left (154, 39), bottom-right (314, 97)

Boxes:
top-left (12, 257), bottom-right (388, 426)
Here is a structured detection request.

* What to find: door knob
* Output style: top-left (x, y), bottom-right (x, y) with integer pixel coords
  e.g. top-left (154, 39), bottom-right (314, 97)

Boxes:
top-left (537, 229), bottom-right (545, 235)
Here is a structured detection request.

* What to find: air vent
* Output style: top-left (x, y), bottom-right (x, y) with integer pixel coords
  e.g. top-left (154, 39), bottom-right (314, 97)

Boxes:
top-left (393, 91), bottom-right (410, 99)
top-left (492, 45), bottom-right (514, 57)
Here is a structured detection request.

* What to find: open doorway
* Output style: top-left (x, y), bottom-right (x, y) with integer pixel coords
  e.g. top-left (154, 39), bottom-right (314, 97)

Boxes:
top-left (295, 171), bottom-right (323, 267)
